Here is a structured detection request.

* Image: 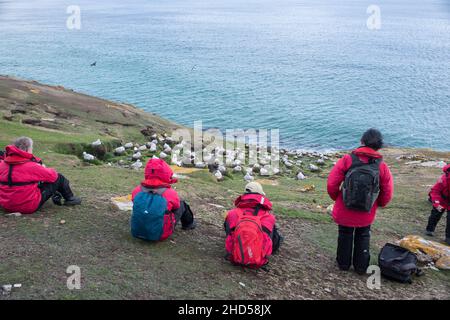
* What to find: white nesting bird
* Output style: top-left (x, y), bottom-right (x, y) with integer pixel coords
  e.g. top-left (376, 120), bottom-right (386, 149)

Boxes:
top-left (149, 143), bottom-right (157, 152)
top-left (218, 165), bottom-right (227, 174)
top-left (83, 152), bottom-right (95, 161)
top-left (244, 173), bottom-right (254, 182)
top-left (195, 162), bottom-right (206, 169)
top-left (131, 160), bottom-right (143, 170)
top-left (214, 171), bottom-right (223, 181)
top-left (164, 146), bottom-right (172, 153)
top-left (159, 152), bottom-right (168, 159)
top-left (132, 152), bottom-right (142, 160)
top-left (296, 172), bottom-right (306, 180)
top-left (233, 165), bottom-right (242, 172)
top-left (114, 146), bottom-right (125, 155)
top-left (91, 139), bottom-right (102, 146)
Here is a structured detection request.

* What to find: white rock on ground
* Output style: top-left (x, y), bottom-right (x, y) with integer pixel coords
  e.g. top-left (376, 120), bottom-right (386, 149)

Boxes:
top-left (309, 164), bottom-right (319, 172)
top-left (139, 145), bottom-right (147, 151)
top-left (124, 142), bottom-right (133, 149)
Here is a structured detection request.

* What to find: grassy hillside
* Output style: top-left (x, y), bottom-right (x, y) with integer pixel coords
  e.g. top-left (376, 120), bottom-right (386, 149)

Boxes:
top-left (0, 76), bottom-right (449, 300)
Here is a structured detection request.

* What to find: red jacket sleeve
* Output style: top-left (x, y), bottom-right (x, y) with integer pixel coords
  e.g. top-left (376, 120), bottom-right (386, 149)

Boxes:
top-left (377, 162), bottom-right (394, 207)
top-left (131, 185), bottom-right (142, 201)
top-left (429, 176), bottom-right (445, 207)
top-left (163, 188), bottom-right (180, 212)
top-left (27, 163), bottom-right (58, 183)
top-left (327, 155), bottom-right (351, 201)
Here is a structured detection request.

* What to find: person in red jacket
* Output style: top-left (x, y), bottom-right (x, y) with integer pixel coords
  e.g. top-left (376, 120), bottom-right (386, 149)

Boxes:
top-left (425, 164), bottom-right (450, 245)
top-left (0, 137), bottom-right (81, 214)
top-left (327, 129), bottom-right (394, 274)
top-left (131, 158), bottom-right (196, 230)
top-left (224, 182), bottom-right (283, 263)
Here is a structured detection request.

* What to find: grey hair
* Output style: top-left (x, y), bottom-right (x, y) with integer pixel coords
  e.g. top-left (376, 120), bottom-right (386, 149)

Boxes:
top-left (14, 136), bottom-right (33, 152)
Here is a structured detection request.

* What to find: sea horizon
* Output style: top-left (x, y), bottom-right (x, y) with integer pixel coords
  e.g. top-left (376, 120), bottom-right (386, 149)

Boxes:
top-left (1, 0), bottom-right (449, 151)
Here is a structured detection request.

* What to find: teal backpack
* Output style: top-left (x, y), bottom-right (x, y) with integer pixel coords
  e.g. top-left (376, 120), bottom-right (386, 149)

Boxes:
top-left (131, 188), bottom-right (175, 241)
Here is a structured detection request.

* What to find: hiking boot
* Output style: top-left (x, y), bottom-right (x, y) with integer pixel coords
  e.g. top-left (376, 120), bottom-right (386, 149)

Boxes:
top-left (425, 230), bottom-right (434, 237)
top-left (52, 192), bottom-right (63, 206)
top-left (182, 220), bottom-right (196, 230)
top-left (64, 196), bottom-right (82, 206)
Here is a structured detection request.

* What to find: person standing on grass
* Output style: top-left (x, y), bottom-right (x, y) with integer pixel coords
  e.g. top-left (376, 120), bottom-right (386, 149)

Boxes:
top-left (0, 137), bottom-right (81, 214)
top-left (327, 129), bottom-right (394, 274)
top-left (425, 163), bottom-right (450, 245)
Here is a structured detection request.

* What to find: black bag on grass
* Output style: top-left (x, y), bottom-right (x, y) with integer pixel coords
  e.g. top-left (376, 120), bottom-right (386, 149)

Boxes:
top-left (378, 243), bottom-right (422, 284)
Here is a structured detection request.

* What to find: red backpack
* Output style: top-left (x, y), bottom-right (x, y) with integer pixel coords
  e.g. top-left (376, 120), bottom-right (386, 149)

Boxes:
top-left (230, 206), bottom-right (268, 268)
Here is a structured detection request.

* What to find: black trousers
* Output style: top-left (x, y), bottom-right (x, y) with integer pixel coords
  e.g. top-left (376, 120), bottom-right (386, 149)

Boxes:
top-left (426, 207), bottom-right (450, 238)
top-left (337, 225), bottom-right (371, 273)
top-left (38, 174), bottom-right (74, 208)
top-left (173, 200), bottom-right (195, 228)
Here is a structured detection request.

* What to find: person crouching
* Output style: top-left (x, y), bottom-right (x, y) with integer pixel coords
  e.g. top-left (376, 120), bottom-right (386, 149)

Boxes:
top-left (131, 158), bottom-right (195, 241)
top-left (224, 182), bottom-right (283, 268)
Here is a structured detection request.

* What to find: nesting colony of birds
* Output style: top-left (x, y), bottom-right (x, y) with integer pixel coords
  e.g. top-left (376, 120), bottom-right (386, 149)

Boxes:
top-left (81, 131), bottom-right (342, 182)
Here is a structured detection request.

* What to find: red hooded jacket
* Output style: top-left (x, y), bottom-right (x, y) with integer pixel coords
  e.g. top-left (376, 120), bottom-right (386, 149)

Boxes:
top-left (131, 158), bottom-right (180, 212)
top-left (429, 164), bottom-right (450, 211)
top-left (327, 147), bottom-right (394, 227)
top-left (224, 193), bottom-right (276, 258)
top-left (0, 145), bottom-right (58, 214)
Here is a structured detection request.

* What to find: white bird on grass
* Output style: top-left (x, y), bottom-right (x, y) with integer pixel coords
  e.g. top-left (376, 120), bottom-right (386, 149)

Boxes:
top-left (131, 160), bottom-right (143, 170)
top-left (83, 152), bottom-right (95, 161)
top-left (91, 139), bottom-right (101, 146)
top-left (244, 173), bottom-right (254, 182)
top-left (132, 152), bottom-right (142, 160)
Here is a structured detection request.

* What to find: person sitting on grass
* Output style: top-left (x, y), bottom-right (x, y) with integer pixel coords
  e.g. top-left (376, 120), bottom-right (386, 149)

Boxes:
top-left (131, 158), bottom-right (195, 242)
top-left (327, 128), bottom-right (393, 274)
top-left (0, 137), bottom-right (81, 214)
top-left (425, 163), bottom-right (450, 245)
top-left (224, 182), bottom-right (283, 268)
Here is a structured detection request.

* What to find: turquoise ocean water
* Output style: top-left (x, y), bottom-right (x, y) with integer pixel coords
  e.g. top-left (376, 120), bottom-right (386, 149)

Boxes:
top-left (0, 0), bottom-right (449, 150)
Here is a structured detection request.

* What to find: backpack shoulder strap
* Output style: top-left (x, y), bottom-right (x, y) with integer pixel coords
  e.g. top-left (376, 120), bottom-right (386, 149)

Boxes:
top-left (0, 164), bottom-right (36, 187)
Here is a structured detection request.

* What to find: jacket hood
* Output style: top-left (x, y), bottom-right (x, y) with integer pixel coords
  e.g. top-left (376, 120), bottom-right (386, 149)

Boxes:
top-left (142, 158), bottom-right (177, 187)
top-left (234, 193), bottom-right (272, 210)
top-left (4, 145), bottom-right (41, 164)
top-left (443, 164), bottom-right (450, 173)
top-left (352, 146), bottom-right (383, 159)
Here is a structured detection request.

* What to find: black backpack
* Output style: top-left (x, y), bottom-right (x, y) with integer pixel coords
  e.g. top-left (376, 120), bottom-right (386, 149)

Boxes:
top-left (378, 243), bottom-right (422, 284)
top-left (342, 154), bottom-right (381, 212)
